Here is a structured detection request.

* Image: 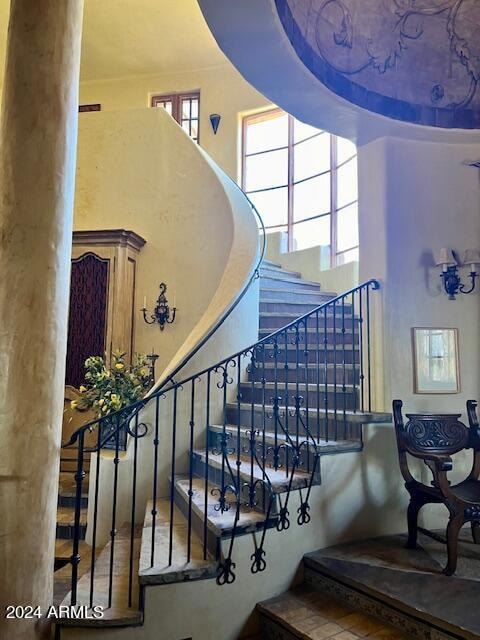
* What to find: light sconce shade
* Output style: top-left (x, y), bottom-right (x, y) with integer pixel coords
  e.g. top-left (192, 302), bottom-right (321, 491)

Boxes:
top-left (464, 249), bottom-right (480, 271)
top-left (435, 247), bottom-right (457, 268)
top-left (209, 113), bottom-right (221, 135)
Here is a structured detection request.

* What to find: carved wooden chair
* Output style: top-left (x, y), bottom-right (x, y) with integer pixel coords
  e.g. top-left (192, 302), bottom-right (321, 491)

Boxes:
top-left (393, 399), bottom-right (480, 575)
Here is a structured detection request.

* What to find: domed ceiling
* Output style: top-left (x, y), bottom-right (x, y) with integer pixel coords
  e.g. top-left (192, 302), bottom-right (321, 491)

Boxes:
top-left (275, 0), bottom-right (480, 128)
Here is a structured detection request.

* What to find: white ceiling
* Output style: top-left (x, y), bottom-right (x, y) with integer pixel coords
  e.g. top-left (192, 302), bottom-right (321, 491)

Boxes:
top-left (0, 0), bottom-right (227, 83)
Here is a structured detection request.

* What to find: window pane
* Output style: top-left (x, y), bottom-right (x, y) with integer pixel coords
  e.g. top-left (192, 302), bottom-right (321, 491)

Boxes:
top-left (246, 113), bottom-right (288, 154)
top-left (336, 202), bottom-right (358, 252)
top-left (294, 118), bottom-right (322, 143)
top-left (245, 148), bottom-right (288, 192)
top-left (190, 121), bottom-right (198, 141)
top-left (248, 187), bottom-right (288, 228)
top-left (336, 157), bottom-right (358, 209)
top-left (191, 99), bottom-right (199, 119)
top-left (292, 216), bottom-right (330, 251)
top-left (336, 247), bottom-right (359, 265)
top-left (294, 133), bottom-right (330, 182)
top-left (156, 100), bottom-right (173, 116)
top-left (181, 99), bottom-right (191, 119)
top-left (182, 121), bottom-right (191, 136)
top-left (336, 136), bottom-right (357, 165)
top-left (293, 173), bottom-right (331, 222)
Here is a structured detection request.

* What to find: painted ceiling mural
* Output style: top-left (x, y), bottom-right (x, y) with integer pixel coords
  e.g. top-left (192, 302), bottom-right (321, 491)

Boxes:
top-left (275, 0), bottom-right (480, 128)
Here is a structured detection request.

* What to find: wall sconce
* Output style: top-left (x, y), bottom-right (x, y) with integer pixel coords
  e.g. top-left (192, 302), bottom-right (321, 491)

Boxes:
top-left (436, 248), bottom-right (480, 300)
top-left (142, 283), bottom-right (177, 330)
top-left (209, 113), bottom-right (221, 135)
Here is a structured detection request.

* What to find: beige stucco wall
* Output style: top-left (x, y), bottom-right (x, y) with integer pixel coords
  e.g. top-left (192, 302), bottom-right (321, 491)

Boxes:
top-left (79, 65), bottom-right (269, 180)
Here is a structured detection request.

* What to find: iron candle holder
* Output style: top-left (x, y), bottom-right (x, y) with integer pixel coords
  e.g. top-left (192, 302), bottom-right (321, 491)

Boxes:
top-left (142, 283), bottom-right (177, 330)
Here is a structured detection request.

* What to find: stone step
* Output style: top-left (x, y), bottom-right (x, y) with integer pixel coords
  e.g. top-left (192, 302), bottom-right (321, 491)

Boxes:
top-left (257, 584), bottom-right (408, 639)
top-left (56, 505), bottom-right (88, 540)
top-left (208, 424), bottom-right (362, 457)
top-left (261, 259), bottom-right (282, 269)
top-left (57, 524), bottom-right (143, 629)
top-left (138, 499), bottom-right (217, 586)
top-left (259, 275), bottom-right (323, 292)
top-left (258, 327), bottom-right (360, 345)
top-left (249, 362), bottom-right (360, 385)
top-left (261, 342), bottom-right (359, 364)
top-left (238, 381), bottom-right (359, 411)
top-left (58, 472), bottom-right (89, 508)
top-left (225, 403), bottom-right (389, 436)
top-left (259, 311), bottom-right (358, 330)
top-left (192, 448), bottom-right (313, 500)
top-left (259, 265), bottom-right (302, 279)
top-left (260, 300), bottom-right (351, 314)
top-left (174, 475), bottom-right (277, 547)
top-left (260, 288), bottom-right (333, 302)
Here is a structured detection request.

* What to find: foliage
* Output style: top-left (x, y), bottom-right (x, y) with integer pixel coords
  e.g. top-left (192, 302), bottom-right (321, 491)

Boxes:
top-left (71, 350), bottom-right (152, 417)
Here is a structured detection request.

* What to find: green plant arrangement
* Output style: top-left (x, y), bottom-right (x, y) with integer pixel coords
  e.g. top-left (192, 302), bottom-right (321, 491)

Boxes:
top-left (71, 350), bottom-right (152, 417)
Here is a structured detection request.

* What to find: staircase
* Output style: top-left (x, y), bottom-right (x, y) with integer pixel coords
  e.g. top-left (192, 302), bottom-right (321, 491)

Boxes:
top-left (56, 261), bottom-right (389, 635)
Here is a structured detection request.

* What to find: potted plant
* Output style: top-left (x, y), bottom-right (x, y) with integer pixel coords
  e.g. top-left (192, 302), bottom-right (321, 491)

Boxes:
top-left (71, 350), bottom-right (152, 449)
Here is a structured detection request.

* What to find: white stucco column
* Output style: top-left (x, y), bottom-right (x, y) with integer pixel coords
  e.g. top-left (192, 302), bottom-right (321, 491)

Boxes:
top-left (0, 2), bottom-right (84, 638)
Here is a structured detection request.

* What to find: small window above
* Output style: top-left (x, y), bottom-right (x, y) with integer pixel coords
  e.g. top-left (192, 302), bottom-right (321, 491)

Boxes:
top-left (151, 91), bottom-right (200, 143)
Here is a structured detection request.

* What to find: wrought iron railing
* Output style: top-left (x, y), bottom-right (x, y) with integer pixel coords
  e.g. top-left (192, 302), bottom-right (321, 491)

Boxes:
top-left (61, 277), bottom-right (380, 612)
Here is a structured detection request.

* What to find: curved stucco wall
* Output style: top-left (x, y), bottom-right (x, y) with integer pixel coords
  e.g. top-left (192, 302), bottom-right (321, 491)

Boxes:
top-left (75, 108), bottom-right (261, 544)
top-left (198, 0), bottom-right (480, 145)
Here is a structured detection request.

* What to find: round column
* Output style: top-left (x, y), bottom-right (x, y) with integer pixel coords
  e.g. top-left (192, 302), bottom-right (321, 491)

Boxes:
top-left (0, 1), bottom-right (84, 638)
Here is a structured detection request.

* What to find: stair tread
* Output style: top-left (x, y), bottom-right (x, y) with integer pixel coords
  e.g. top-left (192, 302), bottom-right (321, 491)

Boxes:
top-left (228, 403), bottom-right (391, 424)
top-left (259, 274), bottom-right (323, 287)
top-left (57, 505), bottom-right (88, 527)
top-left (175, 475), bottom-right (274, 537)
top-left (259, 266), bottom-right (302, 279)
top-left (138, 498), bottom-right (217, 585)
top-left (260, 288), bottom-right (333, 297)
top-left (58, 524), bottom-right (143, 627)
top-left (239, 381), bottom-right (358, 391)
top-left (209, 425), bottom-right (362, 454)
top-left (193, 449), bottom-right (312, 493)
top-left (59, 472), bottom-right (89, 496)
top-left (257, 584), bottom-right (408, 639)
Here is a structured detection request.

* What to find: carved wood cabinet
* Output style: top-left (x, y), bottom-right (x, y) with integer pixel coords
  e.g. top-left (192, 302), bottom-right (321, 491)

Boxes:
top-left (65, 229), bottom-right (146, 387)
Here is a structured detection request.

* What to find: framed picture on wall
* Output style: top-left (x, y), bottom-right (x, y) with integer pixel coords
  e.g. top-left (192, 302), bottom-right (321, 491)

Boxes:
top-left (412, 328), bottom-right (460, 394)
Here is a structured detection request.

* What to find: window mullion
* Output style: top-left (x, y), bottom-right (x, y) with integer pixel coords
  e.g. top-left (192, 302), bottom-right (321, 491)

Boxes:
top-left (287, 115), bottom-right (295, 251)
top-left (330, 135), bottom-right (338, 267)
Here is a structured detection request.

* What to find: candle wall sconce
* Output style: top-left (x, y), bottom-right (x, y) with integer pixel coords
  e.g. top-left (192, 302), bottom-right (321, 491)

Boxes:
top-left (142, 283), bottom-right (177, 330)
top-left (436, 248), bottom-right (480, 300)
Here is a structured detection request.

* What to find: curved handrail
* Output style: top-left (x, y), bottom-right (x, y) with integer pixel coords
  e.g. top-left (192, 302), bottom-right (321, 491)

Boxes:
top-left (64, 278), bottom-right (380, 446)
top-left (64, 183), bottom-right (266, 448)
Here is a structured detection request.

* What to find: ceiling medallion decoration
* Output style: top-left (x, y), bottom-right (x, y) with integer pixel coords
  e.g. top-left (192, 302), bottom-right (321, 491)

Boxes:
top-left (276, 0), bottom-right (480, 128)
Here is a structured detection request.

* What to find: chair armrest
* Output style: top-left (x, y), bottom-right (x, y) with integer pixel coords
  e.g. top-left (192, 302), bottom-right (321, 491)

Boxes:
top-left (422, 454), bottom-right (453, 472)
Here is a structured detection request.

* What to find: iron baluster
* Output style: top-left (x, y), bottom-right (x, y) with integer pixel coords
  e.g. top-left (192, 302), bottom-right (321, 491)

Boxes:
top-left (359, 287), bottom-right (365, 412)
top-left (108, 415), bottom-right (121, 608)
top-left (89, 417), bottom-right (103, 607)
top-left (261, 346), bottom-right (267, 511)
top-left (70, 430), bottom-right (85, 607)
top-left (323, 305), bottom-right (329, 442)
top-left (297, 452), bottom-right (320, 526)
top-left (150, 395), bottom-right (161, 568)
top-left (236, 354), bottom-right (242, 510)
top-left (273, 336), bottom-right (280, 471)
top-left (367, 282), bottom-right (372, 412)
top-left (283, 329), bottom-right (289, 475)
top-left (303, 319), bottom-right (310, 474)
top-left (315, 310), bottom-right (320, 443)
top-left (250, 349), bottom-right (256, 502)
top-left (168, 388), bottom-right (178, 566)
top-left (294, 324), bottom-right (300, 451)
top-left (342, 297), bottom-right (347, 440)
top-left (187, 379), bottom-right (196, 563)
top-left (203, 371), bottom-right (211, 561)
top-left (128, 412), bottom-right (140, 607)
top-left (333, 300), bottom-right (338, 441)
top-left (352, 291), bottom-right (357, 419)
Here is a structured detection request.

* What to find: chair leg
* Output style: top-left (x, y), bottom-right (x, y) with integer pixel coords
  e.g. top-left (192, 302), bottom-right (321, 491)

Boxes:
top-left (443, 514), bottom-right (463, 576)
top-left (406, 497), bottom-right (422, 549)
top-left (471, 521), bottom-right (480, 544)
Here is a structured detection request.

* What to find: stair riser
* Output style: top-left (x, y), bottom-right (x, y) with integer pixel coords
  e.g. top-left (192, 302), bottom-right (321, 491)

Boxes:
top-left (172, 481), bottom-right (220, 559)
top-left (260, 290), bottom-right (331, 303)
top-left (249, 367), bottom-right (360, 385)
top-left (56, 523), bottom-right (87, 541)
top-left (259, 267), bottom-right (301, 279)
top-left (60, 461), bottom-right (91, 474)
top-left (225, 407), bottom-right (362, 440)
top-left (260, 616), bottom-right (299, 639)
top-left (258, 331), bottom-right (360, 346)
top-left (259, 316), bottom-right (359, 332)
top-left (192, 456), bottom-right (278, 513)
top-left (262, 348), bottom-right (359, 364)
top-left (238, 386), bottom-right (359, 411)
top-left (260, 301), bottom-right (352, 314)
top-left (58, 494), bottom-right (88, 509)
top-left (207, 431), bottom-right (322, 482)
top-left (259, 277), bottom-right (322, 292)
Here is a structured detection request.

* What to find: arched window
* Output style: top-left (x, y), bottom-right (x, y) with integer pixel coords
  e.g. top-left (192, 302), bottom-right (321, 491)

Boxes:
top-left (242, 108), bottom-right (358, 266)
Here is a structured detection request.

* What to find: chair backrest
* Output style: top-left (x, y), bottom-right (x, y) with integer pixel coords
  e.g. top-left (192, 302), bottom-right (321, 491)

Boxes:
top-left (392, 399), bottom-right (470, 457)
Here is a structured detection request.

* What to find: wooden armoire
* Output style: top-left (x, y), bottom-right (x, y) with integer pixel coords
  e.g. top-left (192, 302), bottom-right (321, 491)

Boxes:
top-left (65, 229), bottom-right (146, 388)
